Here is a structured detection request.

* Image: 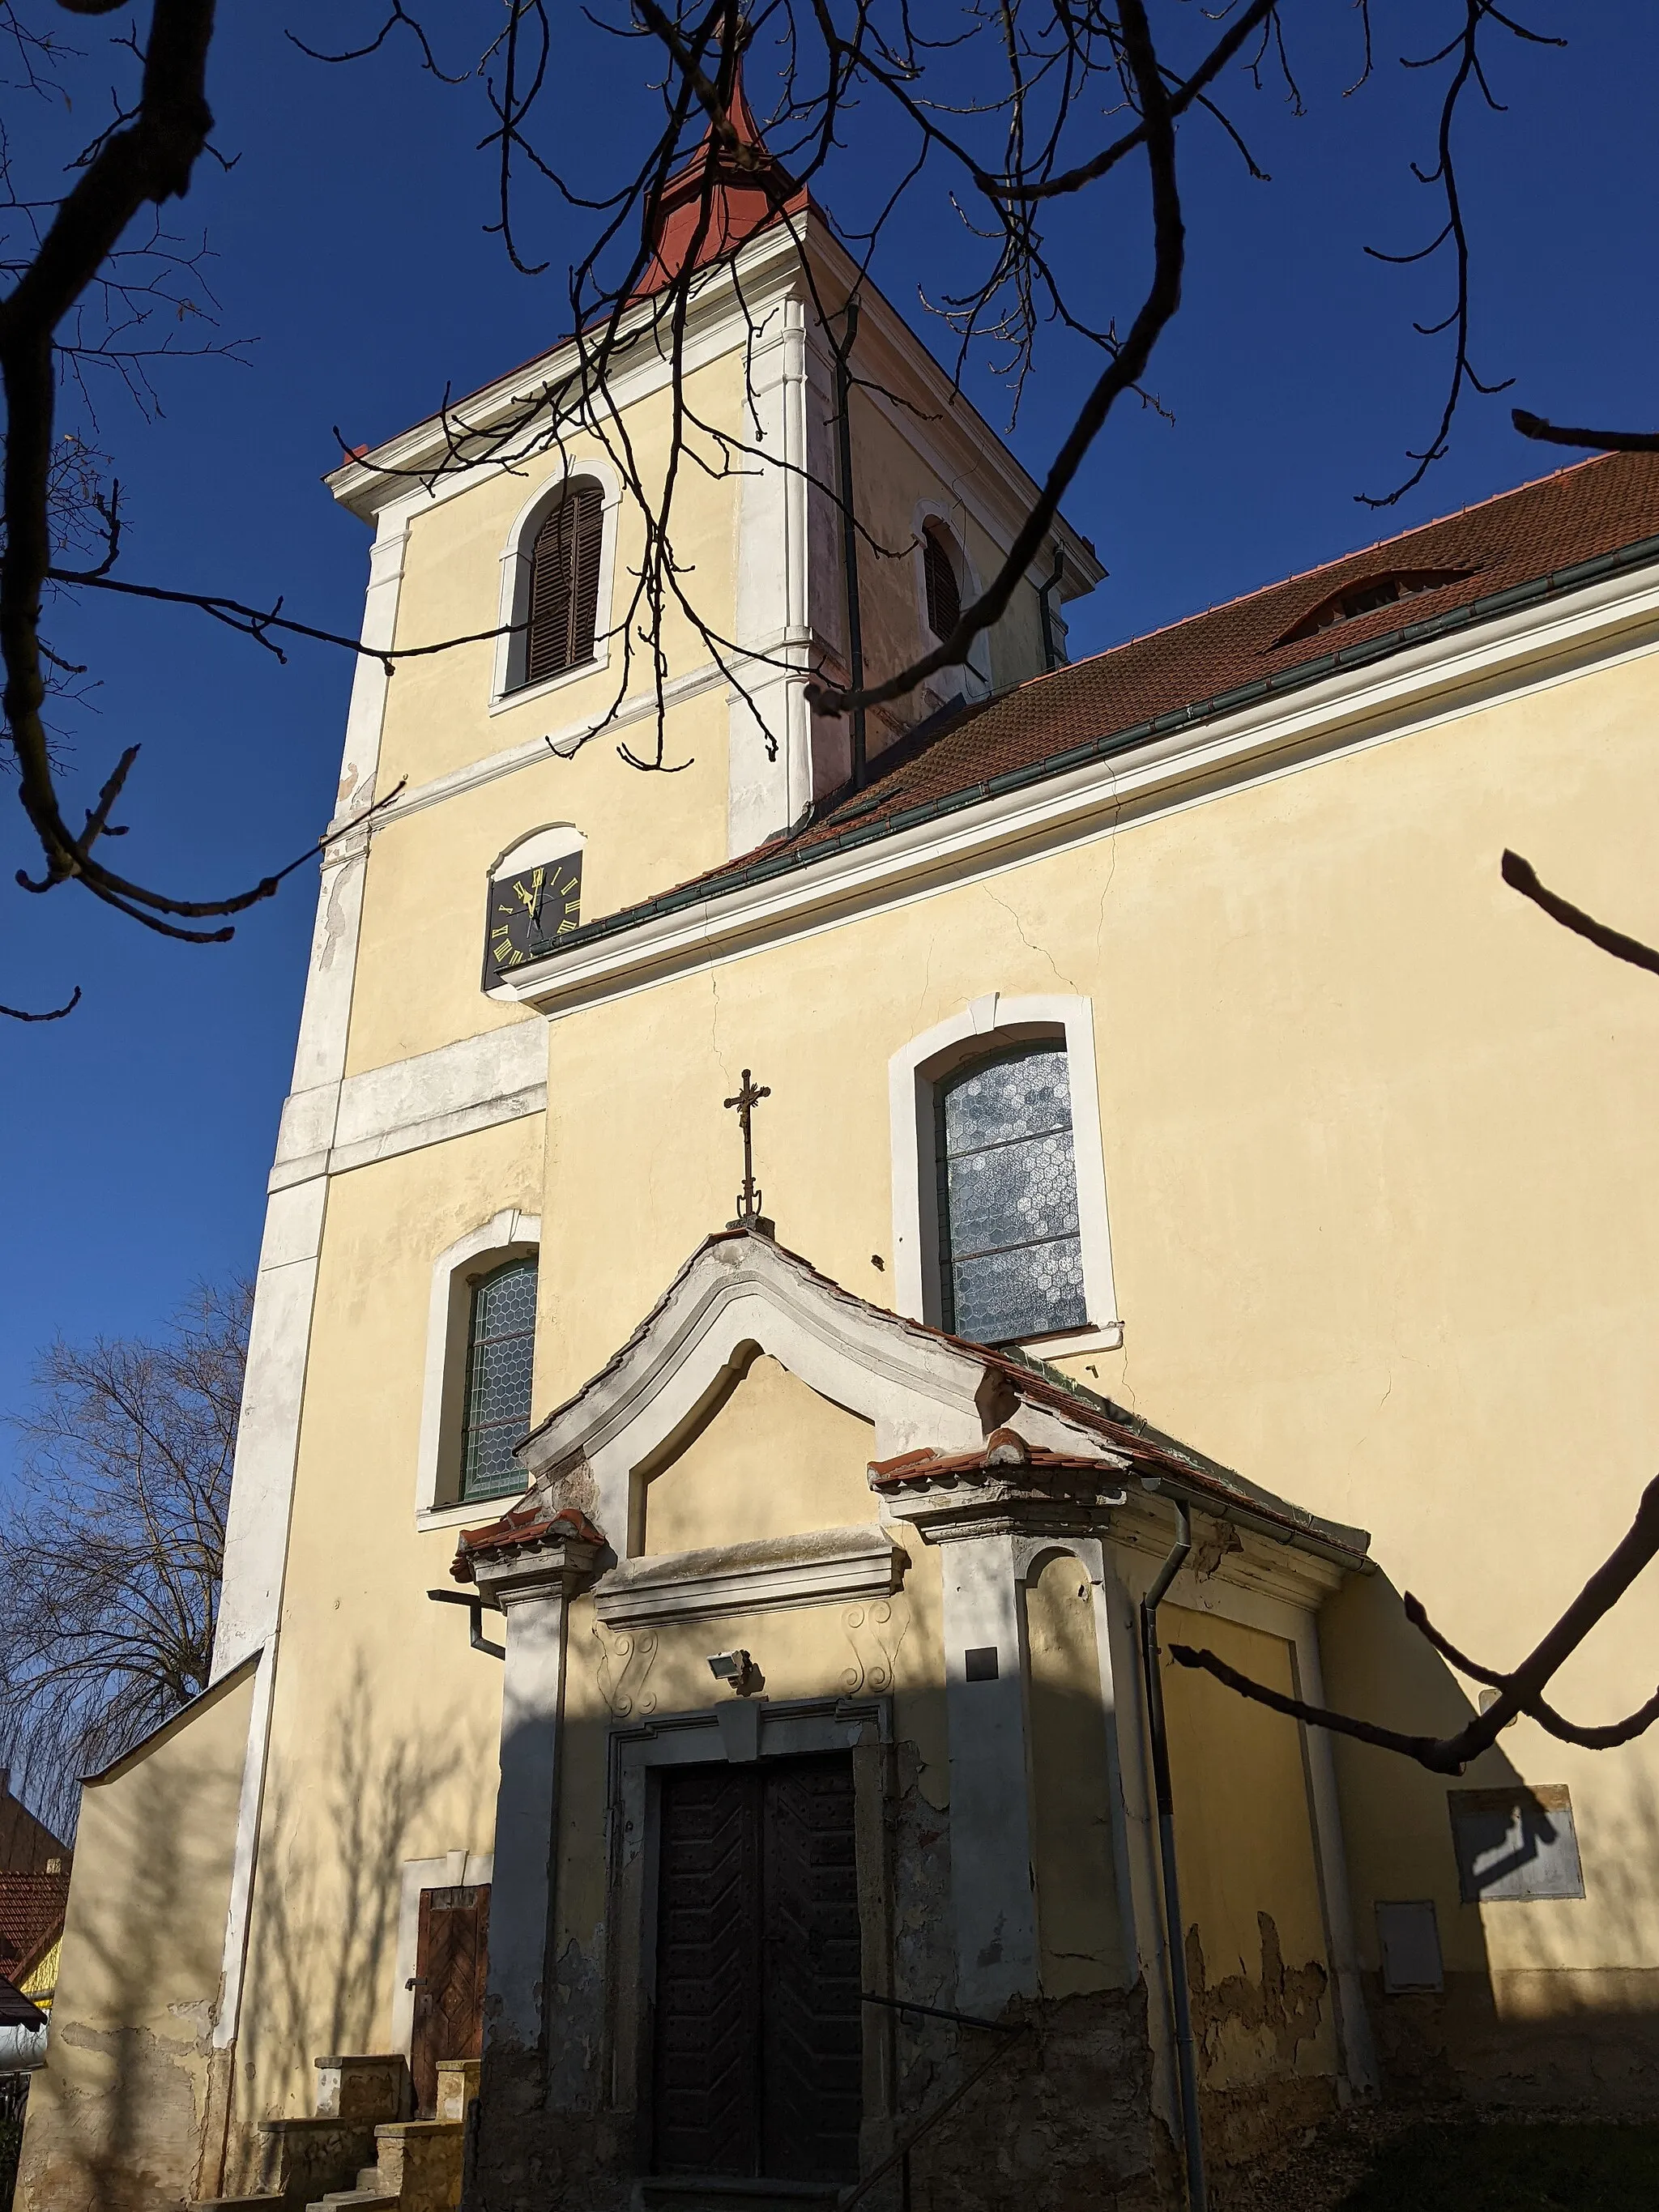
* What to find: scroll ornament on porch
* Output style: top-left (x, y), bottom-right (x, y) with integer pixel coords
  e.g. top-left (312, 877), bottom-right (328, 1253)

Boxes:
top-left (842, 1597), bottom-right (908, 1694)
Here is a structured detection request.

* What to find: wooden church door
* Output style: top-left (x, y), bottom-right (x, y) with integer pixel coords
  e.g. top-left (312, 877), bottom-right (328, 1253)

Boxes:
top-left (651, 1754), bottom-right (863, 2182)
top-left (411, 1882), bottom-right (491, 2116)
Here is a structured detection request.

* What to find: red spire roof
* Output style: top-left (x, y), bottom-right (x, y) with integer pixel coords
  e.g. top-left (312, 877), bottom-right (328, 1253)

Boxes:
top-left (633, 58), bottom-right (804, 299)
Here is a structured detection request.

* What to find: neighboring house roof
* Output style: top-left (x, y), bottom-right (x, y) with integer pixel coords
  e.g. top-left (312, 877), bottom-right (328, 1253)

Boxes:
top-left (0, 1974), bottom-right (47, 2032)
top-left (0, 1875), bottom-right (70, 1992)
top-left (544, 449), bottom-right (1659, 958)
top-left (453, 1228), bottom-right (1369, 1576)
top-left (19, 1937), bottom-right (62, 2005)
top-left (0, 1781), bottom-right (69, 1877)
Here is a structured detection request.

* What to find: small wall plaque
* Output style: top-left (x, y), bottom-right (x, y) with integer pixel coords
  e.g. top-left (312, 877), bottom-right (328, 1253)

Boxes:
top-left (1448, 1784), bottom-right (1584, 1903)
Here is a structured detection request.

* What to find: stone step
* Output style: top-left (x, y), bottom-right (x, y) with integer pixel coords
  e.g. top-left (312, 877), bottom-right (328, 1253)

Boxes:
top-left (369, 2116), bottom-right (465, 2212)
top-left (313, 2055), bottom-right (411, 2126)
top-left (307, 2197), bottom-right (397, 2212)
top-left (190, 2198), bottom-right (289, 2210)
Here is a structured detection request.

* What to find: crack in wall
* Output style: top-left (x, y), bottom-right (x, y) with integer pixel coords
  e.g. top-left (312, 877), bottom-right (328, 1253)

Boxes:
top-left (983, 884), bottom-right (1081, 994)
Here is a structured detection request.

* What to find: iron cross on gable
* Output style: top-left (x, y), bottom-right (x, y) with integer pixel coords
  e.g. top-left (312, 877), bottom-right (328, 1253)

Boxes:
top-left (723, 1068), bottom-right (774, 1237)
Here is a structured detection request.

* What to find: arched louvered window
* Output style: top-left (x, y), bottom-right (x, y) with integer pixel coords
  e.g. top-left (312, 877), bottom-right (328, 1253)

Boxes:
top-left (524, 481), bottom-right (604, 686)
top-left (936, 1042), bottom-right (1087, 1345)
top-left (923, 526), bottom-right (962, 642)
top-left (460, 1257), bottom-right (538, 1502)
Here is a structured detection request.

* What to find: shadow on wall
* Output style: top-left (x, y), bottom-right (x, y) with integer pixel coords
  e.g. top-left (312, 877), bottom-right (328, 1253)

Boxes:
top-left (1316, 1565), bottom-right (1659, 2112)
top-left (467, 1675), bottom-right (1171, 2212)
top-left (224, 1655), bottom-right (467, 2189)
top-left (15, 1693), bottom-right (248, 2212)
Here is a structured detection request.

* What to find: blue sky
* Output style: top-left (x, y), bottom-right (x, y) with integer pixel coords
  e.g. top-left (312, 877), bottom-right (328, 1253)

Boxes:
top-left (2, 4), bottom-right (1653, 1461)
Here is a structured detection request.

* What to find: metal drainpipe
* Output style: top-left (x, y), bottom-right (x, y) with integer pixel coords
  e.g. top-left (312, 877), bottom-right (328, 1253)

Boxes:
top-left (1037, 543), bottom-right (1066, 671)
top-left (833, 297), bottom-right (867, 791)
top-left (1140, 1502), bottom-right (1209, 2212)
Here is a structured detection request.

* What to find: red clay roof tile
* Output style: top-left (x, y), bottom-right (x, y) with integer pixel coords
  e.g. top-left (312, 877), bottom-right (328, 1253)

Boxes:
top-left (566, 450), bottom-right (1659, 943)
top-left (0, 1873), bottom-right (69, 1986)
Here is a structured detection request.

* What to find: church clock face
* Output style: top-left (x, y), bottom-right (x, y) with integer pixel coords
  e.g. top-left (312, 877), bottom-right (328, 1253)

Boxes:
top-left (483, 853), bottom-right (583, 985)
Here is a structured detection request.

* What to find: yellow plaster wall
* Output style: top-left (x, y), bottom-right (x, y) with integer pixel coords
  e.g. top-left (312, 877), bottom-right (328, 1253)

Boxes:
top-left (341, 353), bottom-right (748, 1077)
top-left (16, 1664), bottom-right (257, 2212)
top-left (551, 1523), bottom-right (948, 1976)
top-left (1160, 1607), bottom-right (1337, 2093)
top-left (343, 684), bottom-right (731, 1075)
top-left (230, 1119), bottom-right (546, 2132)
top-left (638, 1351), bottom-right (876, 1553)
top-left (522, 640), bottom-right (1659, 1989)
top-left (380, 354), bottom-right (744, 797)
top-left (1025, 1553), bottom-right (1124, 1995)
top-left (847, 382), bottom-right (1050, 718)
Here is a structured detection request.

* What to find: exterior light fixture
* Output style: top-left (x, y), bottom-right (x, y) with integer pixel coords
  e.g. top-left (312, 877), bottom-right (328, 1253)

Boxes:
top-left (707, 1649), bottom-right (763, 1697)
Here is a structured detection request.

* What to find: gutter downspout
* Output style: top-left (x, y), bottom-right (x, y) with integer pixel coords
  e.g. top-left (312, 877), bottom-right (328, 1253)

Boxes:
top-left (1038, 543), bottom-right (1066, 671)
top-left (1140, 1502), bottom-right (1209, 2212)
top-left (834, 297), bottom-right (867, 791)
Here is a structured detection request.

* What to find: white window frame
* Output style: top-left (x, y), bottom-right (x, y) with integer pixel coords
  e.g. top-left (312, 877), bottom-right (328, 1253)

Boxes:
top-left (912, 501), bottom-right (992, 709)
top-left (888, 994), bottom-right (1121, 1357)
top-left (415, 1208), bottom-right (542, 1527)
top-left (490, 458), bottom-right (623, 712)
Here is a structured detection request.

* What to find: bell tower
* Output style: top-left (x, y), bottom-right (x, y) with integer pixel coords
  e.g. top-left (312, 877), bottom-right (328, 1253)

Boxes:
top-left (620, 58), bottom-right (1104, 855)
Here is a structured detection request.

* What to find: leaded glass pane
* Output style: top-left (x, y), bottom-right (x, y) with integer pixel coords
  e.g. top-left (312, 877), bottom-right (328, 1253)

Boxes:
top-left (952, 1238), bottom-right (1086, 1347)
top-left (941, 1051), bottom-right (1073, 1153)
top-left (937, 1044), bottom-right (1088, 1345)
top-left (944, 1131), bottom-right (1081, 1254)
top-left (462, 1258), bottom-right (537, 1502)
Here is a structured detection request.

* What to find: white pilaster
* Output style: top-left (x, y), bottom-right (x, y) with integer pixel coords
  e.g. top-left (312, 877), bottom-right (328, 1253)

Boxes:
top-left (212, 508), bottom-right (407, 1684)
top-left (1099, 1547), bottom-right (1180, 2135)
top-left (209, 505), bottom-right (409, 2055)
top-left (1292, 1616), bottom-right (1380, 2095)
top-left (471, 1536), bottom-right (600, 2054)
top-left (490, 1586), bottom-right (570, 2051)
top-left (728, 295), bottom-right (813, 856)
top-left (940, 1532), bottom-right (1038, 2012)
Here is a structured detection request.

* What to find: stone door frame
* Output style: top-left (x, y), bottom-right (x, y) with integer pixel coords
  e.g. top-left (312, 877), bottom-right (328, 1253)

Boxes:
top-left (604, 1694), bottom-right (896, 2179)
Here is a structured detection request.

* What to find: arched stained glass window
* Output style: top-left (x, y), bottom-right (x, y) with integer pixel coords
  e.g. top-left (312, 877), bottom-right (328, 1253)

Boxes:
top-left (936, 1043), bottom-right (1087, 1345)
top-left (460, 1258), bottom-right (538, 1502)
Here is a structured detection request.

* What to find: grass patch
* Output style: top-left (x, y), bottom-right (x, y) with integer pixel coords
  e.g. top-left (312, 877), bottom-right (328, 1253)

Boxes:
top-left (1338, 2121), bottom-right (1659, 2211)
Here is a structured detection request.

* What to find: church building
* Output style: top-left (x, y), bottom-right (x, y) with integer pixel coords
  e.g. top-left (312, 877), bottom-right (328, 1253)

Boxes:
top-left (19, 75), bottom-right (1659, 2212)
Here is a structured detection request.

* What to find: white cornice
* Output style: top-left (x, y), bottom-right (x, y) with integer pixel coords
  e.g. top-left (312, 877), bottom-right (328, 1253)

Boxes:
top-left (325, 215), bottom-right (1102, 592)
top-left (593, 1524), bottom-right (905, 1627)
top-left (496, 557), bottom-right (1659, 1021)
top-left (327, 224), bottom-right (808, 520)
top-left (340, 624), bottom-right (815, 837)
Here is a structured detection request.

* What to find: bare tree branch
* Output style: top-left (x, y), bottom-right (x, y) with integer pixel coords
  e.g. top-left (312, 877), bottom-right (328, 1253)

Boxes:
top-left (0, 1280), bottom-right (248, 1839)
top-left (1168, 845), bottom-right (1659, 1769)
top-left (1358, 1), bottom-right (1563, 508)
top-left (1512, 406), bottom-right (1659, 455)
top-left (1170, 1471), bottom-right (1659, 1775)
top-left (0, 981), bottom-right (79, 1019)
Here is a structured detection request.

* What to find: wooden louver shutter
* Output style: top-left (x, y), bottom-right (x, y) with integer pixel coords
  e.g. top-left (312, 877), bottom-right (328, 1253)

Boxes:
top-left (527, 482), bottom-right (603, 684)
top-left (923, 528), bottom-right (961, 642)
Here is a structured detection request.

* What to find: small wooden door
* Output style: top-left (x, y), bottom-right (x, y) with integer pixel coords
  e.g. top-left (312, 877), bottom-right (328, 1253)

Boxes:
top-left (652, 1754), bottom-right (862, 2183)
top-left (411, 1882), bottom-right (490, 2117)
